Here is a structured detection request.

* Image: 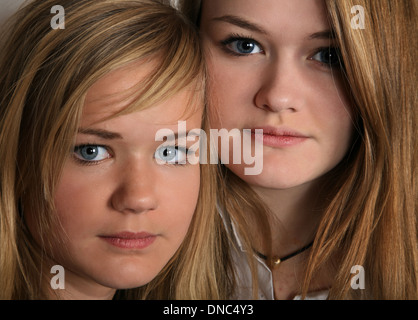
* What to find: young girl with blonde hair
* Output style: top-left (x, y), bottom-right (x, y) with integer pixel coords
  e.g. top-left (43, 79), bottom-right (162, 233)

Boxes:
top-left (179, 0), bottom-right (417, 299)
top-left (0, 0), bottom-right (232, 299)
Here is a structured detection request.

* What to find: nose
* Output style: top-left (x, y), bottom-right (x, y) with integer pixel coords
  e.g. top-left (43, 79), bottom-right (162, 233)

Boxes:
top-left (254, 59), bottom-right (303, 113)
top-left (111, 162), bottom-right (158, 214)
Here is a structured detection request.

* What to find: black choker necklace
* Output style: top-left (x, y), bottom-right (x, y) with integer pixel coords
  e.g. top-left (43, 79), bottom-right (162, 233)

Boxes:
top-left (254, 241), bottom-right (314, 269)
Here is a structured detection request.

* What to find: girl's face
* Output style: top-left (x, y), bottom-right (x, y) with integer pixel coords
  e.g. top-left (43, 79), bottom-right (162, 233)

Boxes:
top-left (36, 61), bottom-right (201, 298)
top-left (200, 0), bottom-right (354, 190)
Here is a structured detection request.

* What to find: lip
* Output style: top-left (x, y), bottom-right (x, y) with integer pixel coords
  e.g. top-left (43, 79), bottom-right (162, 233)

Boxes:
top-left (99, 232), bottom-right (157, 250)
top-left (251, 126), bottom-right (309, 148)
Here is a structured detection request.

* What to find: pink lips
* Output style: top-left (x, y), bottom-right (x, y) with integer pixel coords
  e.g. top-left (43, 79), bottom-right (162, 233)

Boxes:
top-left (252, 126), bottom-right (309, 148)
top-left (100, 232), bottom-right (156, 249)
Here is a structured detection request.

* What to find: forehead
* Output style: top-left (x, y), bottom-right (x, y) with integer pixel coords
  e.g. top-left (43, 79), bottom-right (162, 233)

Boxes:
top-left (84, 58), bottom-right (155, 113)
top-left (82, 58), bottom-right (203, 127)
top-left (201, 0), bottom-right (329, 36)
top-left (82, 88), bottom-right (202, 132)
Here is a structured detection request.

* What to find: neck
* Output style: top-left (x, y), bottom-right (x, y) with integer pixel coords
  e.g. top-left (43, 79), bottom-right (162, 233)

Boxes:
top-left (251, 180), bottom-right (324, 258)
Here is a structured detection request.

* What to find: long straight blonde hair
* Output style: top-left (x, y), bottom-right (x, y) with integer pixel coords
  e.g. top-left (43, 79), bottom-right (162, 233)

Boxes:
top-left (0, 0), bottom-right (232, 299)
top-left (179, 0), bottom-right (417, 299)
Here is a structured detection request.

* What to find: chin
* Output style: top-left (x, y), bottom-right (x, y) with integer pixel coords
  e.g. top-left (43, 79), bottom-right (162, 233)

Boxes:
top-left (247, 177), bottom-right (300, 190)
top-left (226, 164), bottom-right (285, 188)
top-left (100, 271), bottom-right (159, 290)
top-left (90, 259), bottom-right (165, 290)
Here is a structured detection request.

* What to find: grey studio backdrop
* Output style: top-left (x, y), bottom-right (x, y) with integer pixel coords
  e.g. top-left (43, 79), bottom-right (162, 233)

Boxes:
top-left (1, 0), bottom-right (27, 27)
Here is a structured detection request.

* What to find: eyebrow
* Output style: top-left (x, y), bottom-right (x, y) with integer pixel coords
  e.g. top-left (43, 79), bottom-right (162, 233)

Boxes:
top-left (78, 128), bottom-right (201, 140)
top-left (308, 30), bottom-right (335, 40)
top-left (78, 128), bottom-right (123, 140)
top-left (212, 15), bottom-right (335, 41)
top-left (160, 130), bottom-right (202, 141)
top-left (212, 15), bottom-right (267, 34)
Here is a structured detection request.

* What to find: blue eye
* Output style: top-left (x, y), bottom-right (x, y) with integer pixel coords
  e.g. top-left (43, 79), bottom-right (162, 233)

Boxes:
top-left (221, 36), bottom-right (263, 56)
top-left (155, 146), bottom-right (188, 165)
top-left (311, 47), bottom-right (342, 67)
top-left (73, 145), bottom-right (111, 163)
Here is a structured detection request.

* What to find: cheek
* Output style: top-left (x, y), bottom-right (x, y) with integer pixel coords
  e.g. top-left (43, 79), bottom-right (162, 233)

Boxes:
top-left (206, 61), bottom-right (228, 129)
top-left (311, 71), bottom-right (353, 126)
top-left (207, 68), bottom-right (253, 130)
top-left (153, 167), bottom-right (200, 250)
top-left (24, 165), bottom-right (103, 245)
top-left (53, 166), bottom-right (109, 238)
top-left (313, 86), bottom-right (355, 156)
top-left (325, 73), bottom-right (354, 120)
top-left (157, 166), bottom-right (200, 220)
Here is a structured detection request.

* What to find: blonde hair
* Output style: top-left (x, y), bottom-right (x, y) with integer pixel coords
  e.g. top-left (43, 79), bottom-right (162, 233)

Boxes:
top-left (179, 0), bottom-right (418, 299)
top-left (0, 0), bottom-right (232, 299)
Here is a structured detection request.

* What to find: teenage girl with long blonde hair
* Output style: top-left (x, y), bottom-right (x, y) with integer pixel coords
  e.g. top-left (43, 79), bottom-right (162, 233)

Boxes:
top-left (0, 0), bottom-right (232, 299)
top-left (179, 0), bottom-right (417, 299)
